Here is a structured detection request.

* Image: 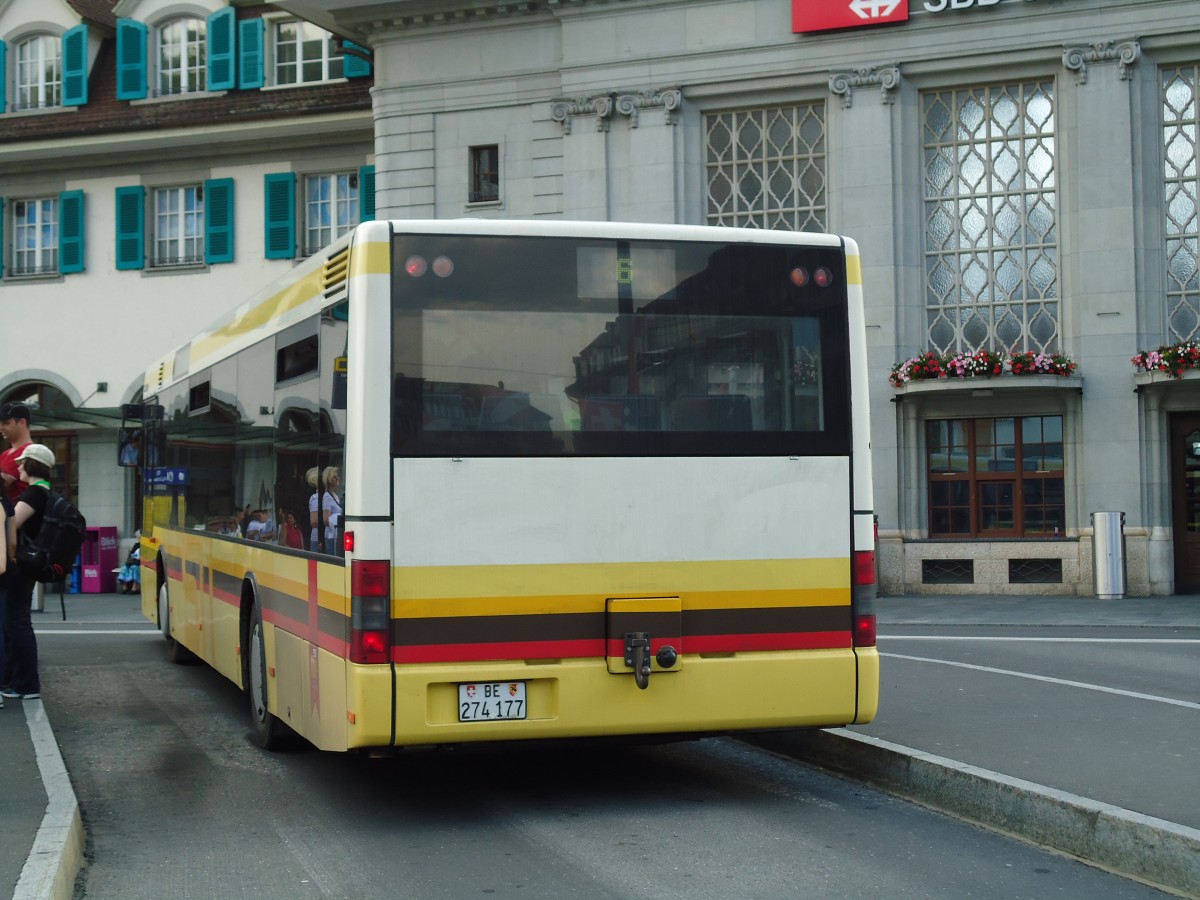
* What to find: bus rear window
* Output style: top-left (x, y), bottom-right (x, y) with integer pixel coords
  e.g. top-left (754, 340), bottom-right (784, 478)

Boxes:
top-left (391, 235), bottom-right (850, 457)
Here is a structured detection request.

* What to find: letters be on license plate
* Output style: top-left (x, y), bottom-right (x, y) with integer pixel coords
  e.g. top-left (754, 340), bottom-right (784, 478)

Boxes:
top-left (458, 681), bottom-right (527, 722)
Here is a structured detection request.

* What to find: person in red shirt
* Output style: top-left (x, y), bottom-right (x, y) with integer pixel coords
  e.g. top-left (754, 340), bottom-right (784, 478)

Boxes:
top-left (0, 402), bottom-right (34, 507)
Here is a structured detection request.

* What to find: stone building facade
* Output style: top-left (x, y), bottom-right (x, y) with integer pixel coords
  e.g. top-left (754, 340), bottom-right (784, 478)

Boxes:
top-left (277, 0), bottom-right (1199, 595)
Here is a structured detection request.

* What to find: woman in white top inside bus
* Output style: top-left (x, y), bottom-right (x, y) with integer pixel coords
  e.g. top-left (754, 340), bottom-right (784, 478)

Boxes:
top-left (321, 466), bottom-right (342, 555)
top-left (306, 466), bottom-right (320, 552)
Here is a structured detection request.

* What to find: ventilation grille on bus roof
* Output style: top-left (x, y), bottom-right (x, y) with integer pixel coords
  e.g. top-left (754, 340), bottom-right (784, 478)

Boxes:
top-left (323, 248), bottom-right (350, 300)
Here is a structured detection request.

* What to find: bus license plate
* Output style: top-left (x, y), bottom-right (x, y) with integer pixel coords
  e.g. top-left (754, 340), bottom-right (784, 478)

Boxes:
top-left (458, 681), bottom-right (527, 722)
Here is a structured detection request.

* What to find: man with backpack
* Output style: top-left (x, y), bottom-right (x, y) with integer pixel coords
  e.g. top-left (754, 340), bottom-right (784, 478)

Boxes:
top-left (2, 442), bottom-right (55, 700)
top-left (0, 402), bottom-right (34, 694)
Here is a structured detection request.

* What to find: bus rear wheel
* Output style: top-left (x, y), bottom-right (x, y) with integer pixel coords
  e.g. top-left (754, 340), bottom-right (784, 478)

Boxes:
top-left (247, 600), bottom-right (284, 750)
top-left (159, 578), bottom-right (193, 664)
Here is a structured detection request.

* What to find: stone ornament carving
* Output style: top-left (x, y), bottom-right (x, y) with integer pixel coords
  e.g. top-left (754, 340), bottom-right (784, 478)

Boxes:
top-left (614, 89), bottom-right (682, 127)
top-left (550, 95), bottom-right (615, 133)
top-left (1062, 39), bottom-right (1141, 85)
top-left (552, 88), bottom-right (682, 133)
top-left (828, 66), bottom-right (900, 109)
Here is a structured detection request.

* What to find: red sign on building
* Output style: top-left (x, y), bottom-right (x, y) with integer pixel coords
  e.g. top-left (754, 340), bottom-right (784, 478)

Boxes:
top-left (793, 0), bottom-right (909, 34)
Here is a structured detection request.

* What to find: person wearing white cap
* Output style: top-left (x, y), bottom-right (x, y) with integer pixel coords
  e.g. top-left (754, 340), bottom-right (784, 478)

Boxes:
top-left (2, 442), bottom-right (54, 700)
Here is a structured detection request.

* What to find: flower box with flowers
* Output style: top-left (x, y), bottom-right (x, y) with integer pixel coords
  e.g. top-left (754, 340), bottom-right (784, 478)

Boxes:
top-left (890, 350), bottom-right (1080, 392)
top-left (1008, 351), bottom-right (1078, 377)
top-left (1131, 342), bottom-right (1200, 380)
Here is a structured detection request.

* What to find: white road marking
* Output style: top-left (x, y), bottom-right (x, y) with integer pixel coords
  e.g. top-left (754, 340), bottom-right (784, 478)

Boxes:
top-left (884, 635), bottom-right (1200, 644)
top-left (881, 652), bottom-right (1200, 710)
top-left (34, 629), bottom-right (156, 635)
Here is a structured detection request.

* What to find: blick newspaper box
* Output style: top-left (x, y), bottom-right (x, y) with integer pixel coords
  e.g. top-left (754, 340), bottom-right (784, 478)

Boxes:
top-left (80, 526), bottom-right (119, 593)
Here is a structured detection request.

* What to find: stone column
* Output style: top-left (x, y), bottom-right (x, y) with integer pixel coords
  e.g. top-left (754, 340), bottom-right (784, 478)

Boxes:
top-left (1061, 41), bottom-right (1145, 582)
top-left (551, 95), bottom-right (613, 220)
top-left (826, 66), bottom-right (905, 585)
top-left (373, 87), bottom-right (436, 219)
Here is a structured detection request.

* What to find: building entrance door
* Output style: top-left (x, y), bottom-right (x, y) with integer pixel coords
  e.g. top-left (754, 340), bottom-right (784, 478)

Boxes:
top-left (1170, 413), bottom-right (1200, 592)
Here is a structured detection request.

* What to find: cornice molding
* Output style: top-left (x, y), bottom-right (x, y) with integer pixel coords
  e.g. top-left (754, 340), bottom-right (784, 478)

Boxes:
top-left (1062, 39), bottom-right (1141, 85)
top-left (828, 66), bottom-right (900, 109)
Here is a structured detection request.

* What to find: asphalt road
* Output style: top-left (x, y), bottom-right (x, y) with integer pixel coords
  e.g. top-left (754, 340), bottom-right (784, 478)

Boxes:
top-left (855, 623), bottom-right (1200, 830)
top-left (35, 627), bottom-right (1175, 900)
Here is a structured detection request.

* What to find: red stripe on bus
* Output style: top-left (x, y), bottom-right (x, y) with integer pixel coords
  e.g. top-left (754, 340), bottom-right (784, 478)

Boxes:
top-left (685, 631), bottom-right (851, 652)
top-left (394, 631), bottom-right (851, 664)
top-left (395, 638), bottom-right (606, 664)
top-left (263, 606), bottom-right (350, 657)
top-left (600, 632), bottom-right (850, 656)
top-left (213, 585), bottom-right (240, 606)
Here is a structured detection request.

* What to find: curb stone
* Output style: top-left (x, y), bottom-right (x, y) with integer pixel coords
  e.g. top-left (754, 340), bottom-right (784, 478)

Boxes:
top-left (748, 728), bottom-right (1200, 899)
top-left (13, 700), bottom-right (84, 900)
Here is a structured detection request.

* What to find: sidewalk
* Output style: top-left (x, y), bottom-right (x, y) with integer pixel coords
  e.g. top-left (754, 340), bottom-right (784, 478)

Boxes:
top-left (1, 590), bottom-right (145, 900)
top-left (3, 591), bottom-right (1198, 900)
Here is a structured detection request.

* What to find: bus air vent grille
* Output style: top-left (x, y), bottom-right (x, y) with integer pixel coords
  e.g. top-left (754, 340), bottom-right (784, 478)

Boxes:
top-left (323, 249), bottom-right (350, 299)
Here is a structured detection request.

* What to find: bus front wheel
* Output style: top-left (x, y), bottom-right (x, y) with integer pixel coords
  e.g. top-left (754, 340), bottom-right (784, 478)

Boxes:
top-left (247, 600), bottom-right (284, 750)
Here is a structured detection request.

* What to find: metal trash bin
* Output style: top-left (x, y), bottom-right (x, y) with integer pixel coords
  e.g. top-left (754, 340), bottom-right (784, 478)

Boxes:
top-left (1091, 511), bottom-right (1126, 600)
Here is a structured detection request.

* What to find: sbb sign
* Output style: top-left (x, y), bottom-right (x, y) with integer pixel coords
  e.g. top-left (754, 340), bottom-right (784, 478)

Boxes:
top-left (794, 0), bottom-right (1023, 33)
top-left (793, 0), bottom-right (908, 33)
top-left (923, 0), bottom-right (1001, 9)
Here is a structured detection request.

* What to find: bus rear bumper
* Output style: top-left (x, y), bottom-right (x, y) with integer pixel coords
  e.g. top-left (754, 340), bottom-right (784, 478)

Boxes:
top-left (346, 649), bottom-right (878, 750)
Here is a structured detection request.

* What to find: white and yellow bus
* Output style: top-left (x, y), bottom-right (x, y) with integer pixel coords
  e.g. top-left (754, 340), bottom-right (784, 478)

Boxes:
top-left (135, 219), bottom-right (878, 751)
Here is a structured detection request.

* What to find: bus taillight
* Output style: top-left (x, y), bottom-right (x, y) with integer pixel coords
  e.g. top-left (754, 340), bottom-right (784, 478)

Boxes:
top-left (852, 550), bottom-right (877, 648)
top-left (350, 560), bottom-right (391, 664)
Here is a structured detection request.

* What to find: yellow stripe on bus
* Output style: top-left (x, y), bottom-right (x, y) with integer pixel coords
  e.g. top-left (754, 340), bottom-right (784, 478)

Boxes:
top-left (391, 587), bottom-right (848, 619)
top-left (391, 558), bottom-right (849, 604)
top-left (846, 254), bottom-right (862, 286)
top-left (351, 238), bottom-right (392, 280)
top-left (189, 238), bottom-right (392, 370)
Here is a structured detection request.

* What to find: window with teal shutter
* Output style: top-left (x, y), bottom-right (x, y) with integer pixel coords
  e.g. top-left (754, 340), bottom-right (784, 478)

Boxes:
top-left (343, 42), bottom-right (371, 79)
top-left (62, 25), bottom-right (88, 106)
top-left (238, 19), bottom-right (264, 89)
top-left (204, 178), bottom-right (234, 264)
top-left (359, 165), bottom-right (376, 221)
top-left (116, 19), bottom-right (148, 101)
top-left (59, 191), bottom-right (85, 274)
top-left (115, 186), bottom-right (145, 270)
top-left (0, 42), bottom-right (7, 113)
top-left (264, 173), bottom-right (295, 259)
top-left (206, 8), bottom-right (235, 91)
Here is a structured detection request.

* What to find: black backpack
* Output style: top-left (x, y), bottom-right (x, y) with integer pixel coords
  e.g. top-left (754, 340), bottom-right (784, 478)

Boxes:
top-left (16, 491), bottom-right (87, 583)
